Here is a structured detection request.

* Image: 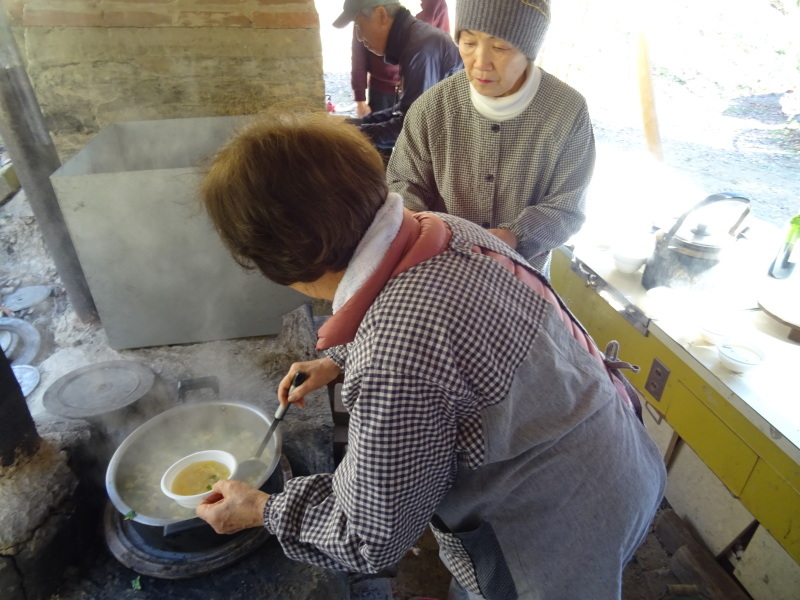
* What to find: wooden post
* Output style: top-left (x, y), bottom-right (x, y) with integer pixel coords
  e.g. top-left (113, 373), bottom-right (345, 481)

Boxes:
top-left (637, 27), bottom-right (664, 160)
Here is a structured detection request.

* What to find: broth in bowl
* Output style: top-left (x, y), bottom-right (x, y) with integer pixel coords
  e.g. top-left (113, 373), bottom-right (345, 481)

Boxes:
top-left (161, 449), bottom-right (238, 508)
top-left (172, 460), bottom-right (231, 495)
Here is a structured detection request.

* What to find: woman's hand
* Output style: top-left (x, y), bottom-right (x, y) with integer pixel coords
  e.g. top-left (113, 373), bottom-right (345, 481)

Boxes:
top-left (488, 228), bottom-right (518, 249)
top-left (195, 479), bottom-right (269, 534)
top-left (277, 357), bottom-right (342, 409)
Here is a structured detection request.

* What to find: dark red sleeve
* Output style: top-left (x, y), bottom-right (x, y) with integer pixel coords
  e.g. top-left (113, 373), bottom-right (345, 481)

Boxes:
top-left (416, 0), bottom-right (450, 33)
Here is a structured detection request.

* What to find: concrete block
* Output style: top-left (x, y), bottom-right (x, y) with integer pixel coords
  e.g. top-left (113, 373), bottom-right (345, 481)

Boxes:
top-left (13, 504), bottom-right (83, 600)
top-left (734, 525), bottom-right (800, 600)
top-left (0, 442), bottom-right (87, 600)
top-left (665, 442), bottom-right (755, 557)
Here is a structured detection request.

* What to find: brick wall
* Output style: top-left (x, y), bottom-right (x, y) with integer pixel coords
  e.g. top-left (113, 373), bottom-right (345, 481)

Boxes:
top-left (1, 0), bottom-right (324, 158)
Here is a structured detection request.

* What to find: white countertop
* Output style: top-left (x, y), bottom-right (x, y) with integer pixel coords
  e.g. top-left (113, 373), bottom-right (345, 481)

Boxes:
top-left (568, 226), bottom-right (800, 463)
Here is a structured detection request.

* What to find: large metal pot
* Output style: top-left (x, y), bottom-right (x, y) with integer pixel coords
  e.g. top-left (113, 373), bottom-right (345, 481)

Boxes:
top-left (106, 400), bottom-right (281, 526)
top-left (642, 192), bottom-right (750, 290)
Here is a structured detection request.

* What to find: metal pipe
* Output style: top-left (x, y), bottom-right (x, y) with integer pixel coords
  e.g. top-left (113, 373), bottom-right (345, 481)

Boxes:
top-left (0, 10), bottom-right (97, 322)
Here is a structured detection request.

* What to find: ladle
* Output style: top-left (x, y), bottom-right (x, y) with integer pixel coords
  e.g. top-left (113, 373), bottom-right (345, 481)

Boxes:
top-left (235, 371), bottom-right (307, 483)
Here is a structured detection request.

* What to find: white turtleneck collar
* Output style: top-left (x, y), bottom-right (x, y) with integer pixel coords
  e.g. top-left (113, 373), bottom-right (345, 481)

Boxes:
top-left (469, 62), bottom-right (541, 122)
top-left (332, 193), bottom-right (404, 314)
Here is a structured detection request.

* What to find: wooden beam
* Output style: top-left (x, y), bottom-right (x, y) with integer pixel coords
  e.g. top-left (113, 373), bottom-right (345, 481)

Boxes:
top-left (637, 28), bottom-right (664, 160)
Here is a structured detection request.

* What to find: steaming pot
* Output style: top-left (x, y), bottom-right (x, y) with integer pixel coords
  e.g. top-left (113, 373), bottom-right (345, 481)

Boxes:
top-left (106, 400), bottom-right (281, 526)
top-left (641, 192), bottom-right (750, 290)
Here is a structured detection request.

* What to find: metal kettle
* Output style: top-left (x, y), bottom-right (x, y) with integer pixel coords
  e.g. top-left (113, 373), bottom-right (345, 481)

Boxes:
top-left (641, 192), bottom-right (750, 290)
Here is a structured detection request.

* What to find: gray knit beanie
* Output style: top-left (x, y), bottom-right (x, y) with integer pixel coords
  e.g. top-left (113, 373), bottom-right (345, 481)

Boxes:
top-left (456, 0), bottom-right (551, 61)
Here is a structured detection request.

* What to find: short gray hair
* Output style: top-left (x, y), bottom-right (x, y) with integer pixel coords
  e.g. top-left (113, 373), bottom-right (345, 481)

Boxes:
top-left (360, 3), bottom-right (402, 19)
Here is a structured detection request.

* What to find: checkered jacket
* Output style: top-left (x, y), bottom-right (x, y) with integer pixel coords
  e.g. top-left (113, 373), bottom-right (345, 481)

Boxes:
top-left (387, 69), bottom-right (595, 275)
top-left (263, 214), bottom-right (664, 599)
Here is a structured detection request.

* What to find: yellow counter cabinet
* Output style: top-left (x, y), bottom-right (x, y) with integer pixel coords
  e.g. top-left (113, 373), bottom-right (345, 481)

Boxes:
top-left (550, 246), bottom-right (800, 575)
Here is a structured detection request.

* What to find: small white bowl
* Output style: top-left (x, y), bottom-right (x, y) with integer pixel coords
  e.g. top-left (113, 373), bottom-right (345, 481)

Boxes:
top-left (613, 254), bottom-right (647, 274)
top-left (160, 450), bottom-right (237, 508)
top-left (718, 339), bottom-right (765, 374)
top-left (612, 236), bottom-right (654, 274)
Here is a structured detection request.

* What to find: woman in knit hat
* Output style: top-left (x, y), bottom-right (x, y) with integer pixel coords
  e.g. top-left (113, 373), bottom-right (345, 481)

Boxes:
top-left (387, 0), bottom-right (595, 278)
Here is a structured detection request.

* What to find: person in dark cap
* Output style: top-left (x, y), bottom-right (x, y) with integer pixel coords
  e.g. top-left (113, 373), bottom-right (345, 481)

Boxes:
top-left (350, 0), bottom-right (451, 119)
top-left (387, 0), bottom-right (595, 277)
top-left (350, 28), bottom-right (400, 118)
top-left (334, 0), bottom-right (462, 152)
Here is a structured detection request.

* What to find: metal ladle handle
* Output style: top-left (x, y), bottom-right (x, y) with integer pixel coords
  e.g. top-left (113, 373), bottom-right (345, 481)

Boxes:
top-left (253, 371), bottom-right (307, 459)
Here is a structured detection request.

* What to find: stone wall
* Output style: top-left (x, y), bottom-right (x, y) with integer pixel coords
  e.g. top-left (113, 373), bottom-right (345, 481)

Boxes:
top-left (0, 0), bottom-right (325, 158)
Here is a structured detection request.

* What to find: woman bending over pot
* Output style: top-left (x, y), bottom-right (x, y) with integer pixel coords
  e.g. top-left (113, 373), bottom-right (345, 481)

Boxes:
top-left (195, 112), bottom-right (664, 600)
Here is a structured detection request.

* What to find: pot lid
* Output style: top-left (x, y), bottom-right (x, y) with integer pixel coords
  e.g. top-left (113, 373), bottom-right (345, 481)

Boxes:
top-left (673, 221), bottom-right (730, 251)
top-left (43, 360), bottom-right (156, 419)
top-left (2, 285), bottom-right (51, 311)
top-left (0, 317), bottom-right (41, 365)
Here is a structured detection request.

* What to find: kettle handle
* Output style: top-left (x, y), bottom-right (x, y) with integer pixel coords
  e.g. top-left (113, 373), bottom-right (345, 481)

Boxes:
top-left (661, 192), bottom-right (750, 246)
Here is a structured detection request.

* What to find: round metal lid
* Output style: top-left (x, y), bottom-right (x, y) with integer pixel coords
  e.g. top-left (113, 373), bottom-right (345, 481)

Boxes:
top-left (673, 222), bottom-right (729, 252)
top-left (12, 364), bottom-right (40, 397)
top-left (43, 360), bottom-right (156, 419)
top-left (0, 317), bottom-right (41, 365)
top-left (2, 285), bottom-right (51, 311)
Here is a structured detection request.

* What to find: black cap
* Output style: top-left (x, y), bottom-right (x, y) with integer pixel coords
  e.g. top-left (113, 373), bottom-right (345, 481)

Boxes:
top-left (333, 0), bottom-right (397, 29)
